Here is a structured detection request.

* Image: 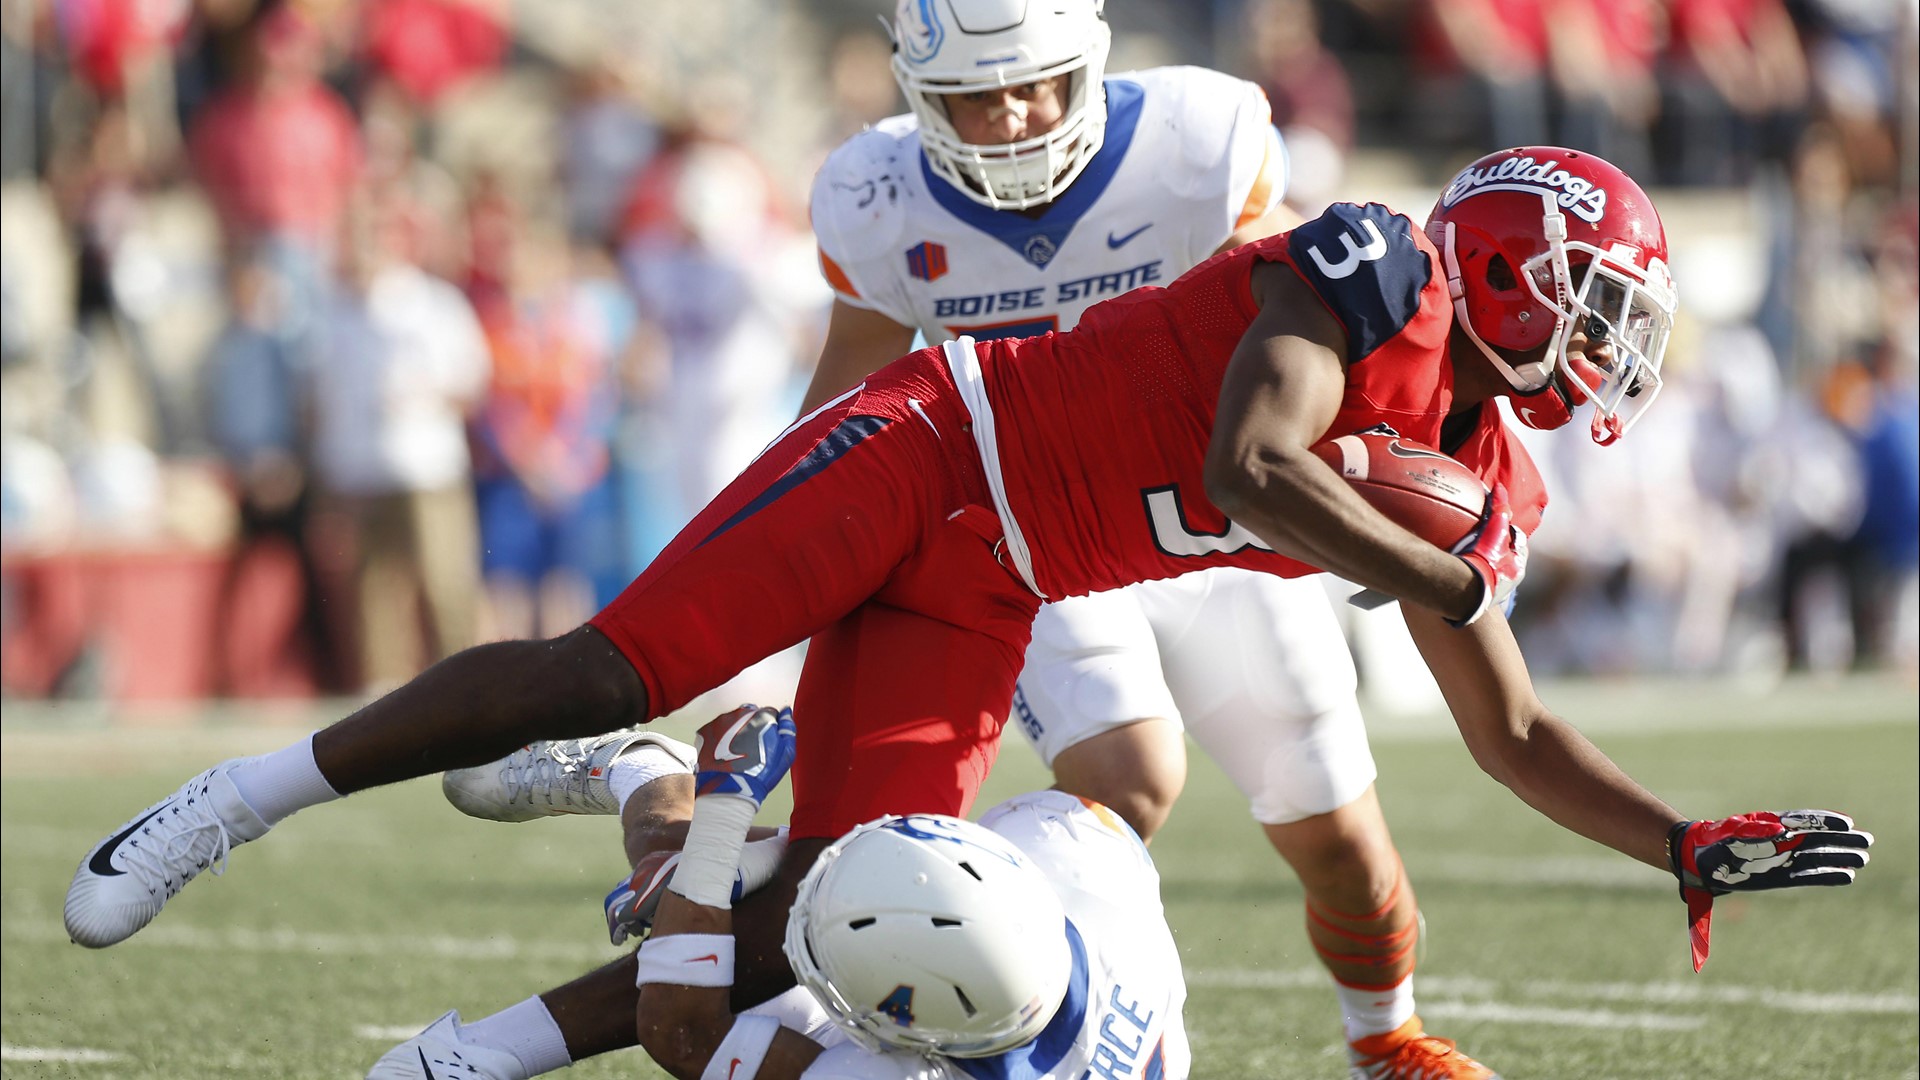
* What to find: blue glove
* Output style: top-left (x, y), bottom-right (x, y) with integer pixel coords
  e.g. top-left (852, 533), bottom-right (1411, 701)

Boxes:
top-left (693, 705), bottom-right (797, 807)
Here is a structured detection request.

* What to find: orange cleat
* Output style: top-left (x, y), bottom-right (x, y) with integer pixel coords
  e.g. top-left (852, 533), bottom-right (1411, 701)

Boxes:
top-left (1348, 1017), bottom-right (1499, 1080)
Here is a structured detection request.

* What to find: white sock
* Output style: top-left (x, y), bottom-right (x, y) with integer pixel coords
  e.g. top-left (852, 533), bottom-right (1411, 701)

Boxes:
top-left (1335, 974), bottom-right (1417, 1041)
top-left (225, 735), bottom-right (341, 826)
top-left (608, 744), bottom-right (692, 812)
top-left (462, 996), bottom-right (572, 1077)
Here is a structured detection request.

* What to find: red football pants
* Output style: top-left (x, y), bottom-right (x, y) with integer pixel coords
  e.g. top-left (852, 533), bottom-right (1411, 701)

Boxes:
top-left (589, 355), bottom-right (1043, 838)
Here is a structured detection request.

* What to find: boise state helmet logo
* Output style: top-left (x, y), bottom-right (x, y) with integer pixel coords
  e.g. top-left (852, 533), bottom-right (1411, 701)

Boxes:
top-left (897, 0), bottom-right (945, 63)
top-left (906, 241), bottom-right (948, 282)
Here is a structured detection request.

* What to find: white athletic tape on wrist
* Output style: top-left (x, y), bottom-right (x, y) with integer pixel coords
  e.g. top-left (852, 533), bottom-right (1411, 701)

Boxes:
top-left (635, 933), bottom-right (734, 988)
top-left (671, 794), bottom-right (758, 908)
top-left (699, 1015), bottom-right (780, 1080)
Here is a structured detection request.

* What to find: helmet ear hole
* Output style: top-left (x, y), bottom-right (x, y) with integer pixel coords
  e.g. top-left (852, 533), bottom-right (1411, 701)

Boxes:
top-left (1486, 255), bottom-right (1519, 292)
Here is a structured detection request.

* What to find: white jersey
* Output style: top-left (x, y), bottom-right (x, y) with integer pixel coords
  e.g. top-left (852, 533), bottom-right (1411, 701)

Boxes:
top-left (810, 67), bottom-right (1284, 344)
top-left (795, 791), bottom-right (1189, 1080)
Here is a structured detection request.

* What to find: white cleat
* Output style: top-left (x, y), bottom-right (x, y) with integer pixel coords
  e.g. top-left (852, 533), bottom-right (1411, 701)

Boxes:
top-left (367, 1011), bottom-right (527, 1080)
top-left (441, 730), bottom-right (693, 822)
top-left (65, 762), bottom-right (270, 948)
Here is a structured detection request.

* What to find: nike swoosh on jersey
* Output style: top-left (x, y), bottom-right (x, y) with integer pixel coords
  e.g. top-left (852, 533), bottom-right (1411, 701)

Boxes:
top-left (88, 807), bottom-right (167, 877)
top-left (1107, 224), bottom-right (1152, 248)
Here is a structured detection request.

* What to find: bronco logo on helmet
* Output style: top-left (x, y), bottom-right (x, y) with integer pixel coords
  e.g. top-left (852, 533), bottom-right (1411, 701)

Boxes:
top-left (897, 0), bottom-right (945, 63)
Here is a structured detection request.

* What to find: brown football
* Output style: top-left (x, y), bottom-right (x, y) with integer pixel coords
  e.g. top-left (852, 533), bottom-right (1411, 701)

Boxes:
top-left (1310, 429), bottom-right (1487, 551)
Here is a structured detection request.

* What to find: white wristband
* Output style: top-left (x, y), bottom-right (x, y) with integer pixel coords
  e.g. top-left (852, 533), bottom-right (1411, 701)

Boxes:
top-left (636, 933), bottom-right (734, 988)
top-left (699, 1015), bottom-right (780, 1080)
top-left (671, 794), bottom-right (757, 908)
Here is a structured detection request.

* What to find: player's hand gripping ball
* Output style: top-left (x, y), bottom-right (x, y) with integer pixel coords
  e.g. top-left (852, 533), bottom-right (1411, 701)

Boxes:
top-left (1310, 426), bottom-right (1487, 550)
top-left (693, 704), bottom-right (797, 807)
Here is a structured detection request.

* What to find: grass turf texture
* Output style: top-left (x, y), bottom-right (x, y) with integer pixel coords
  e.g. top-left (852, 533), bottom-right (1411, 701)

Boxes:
top-left (3, 676), bottom-right (1915, 1079)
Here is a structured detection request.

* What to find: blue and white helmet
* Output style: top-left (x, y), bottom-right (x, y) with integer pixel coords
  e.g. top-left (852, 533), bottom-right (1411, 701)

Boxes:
top-left (784, 813), bottom-right (1071, 1058)
top-left (889, 0), bottom-right (1112, 210)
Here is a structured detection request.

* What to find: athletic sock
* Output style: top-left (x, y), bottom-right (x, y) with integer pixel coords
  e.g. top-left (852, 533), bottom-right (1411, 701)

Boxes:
top-left (462, 996), bottom-right (572, 1077)
top-left (224, 735), bottom-right (341, 826)
top-left (1335, 972), bottom-right (1418, 1042)
top-left (608, 744), bottom-right (692, 812)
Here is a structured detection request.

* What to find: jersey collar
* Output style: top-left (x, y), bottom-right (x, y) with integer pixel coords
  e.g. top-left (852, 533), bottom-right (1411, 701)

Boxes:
top-left (921, 79), bottom-right (1145, 269)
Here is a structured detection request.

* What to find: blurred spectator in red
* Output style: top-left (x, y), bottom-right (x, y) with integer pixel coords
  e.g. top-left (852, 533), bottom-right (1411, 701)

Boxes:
top-left (1241, 0), bottom-right (1353, 210)
top-left (308, 200), bottom-right (489, 691)
top-left (472, 225), bottom-right (630, 639)
top-left (202, 248), bottom-right (339, 694)
top-left (358, 0), bottom-right (506, 108)
top-left (1658, 0), bottom-right (1810, 186)
top-left (1546, 0), bottom-right (1661, 177)
top-left (1409, 0), bottom-right (1551, 156)
top-left (188, 6), bottom-right (359, 253)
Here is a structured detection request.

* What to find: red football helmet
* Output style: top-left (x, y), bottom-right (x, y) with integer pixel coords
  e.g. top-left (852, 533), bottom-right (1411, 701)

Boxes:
top-left (1426, 147), bottom-right (1677, 445)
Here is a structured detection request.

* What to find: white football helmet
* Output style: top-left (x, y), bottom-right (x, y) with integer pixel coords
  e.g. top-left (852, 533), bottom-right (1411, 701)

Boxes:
top-left (784, 814), bottom-right (1072, 1058)
top-left (890, 0), bottom-right (1113, 210)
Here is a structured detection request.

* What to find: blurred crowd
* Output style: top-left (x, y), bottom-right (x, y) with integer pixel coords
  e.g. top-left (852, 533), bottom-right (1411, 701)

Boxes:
top-left (0, 0), bottom-right (1913, 701)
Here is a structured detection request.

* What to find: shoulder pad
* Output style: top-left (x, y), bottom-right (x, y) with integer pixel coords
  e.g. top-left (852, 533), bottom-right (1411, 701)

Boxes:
top-left (809, 122), bottom-right (917, 266)
top-left (1285, 203), bottom-right (1434, 362)
top-left (1141, 67), bottom-right (1270, 196)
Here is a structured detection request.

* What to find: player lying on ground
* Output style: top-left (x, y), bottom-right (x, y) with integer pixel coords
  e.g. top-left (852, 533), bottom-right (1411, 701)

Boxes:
top-left (446, 2), bottom-right (1491, 1073)
top-left (373, 706), bottom-right (1192, 1080)
top-left (67, 148), bottom-right (1873, 1073)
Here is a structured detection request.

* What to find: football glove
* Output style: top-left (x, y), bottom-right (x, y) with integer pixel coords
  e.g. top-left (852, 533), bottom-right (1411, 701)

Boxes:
top-left (605, 829), bottom-right (791, 946)
top-left (1668, 810), bottom-right (1873, 971)
top-left (693, 704), bottom-right (797, 807)
top-left (1449, 483), bottom-right (1526, 627)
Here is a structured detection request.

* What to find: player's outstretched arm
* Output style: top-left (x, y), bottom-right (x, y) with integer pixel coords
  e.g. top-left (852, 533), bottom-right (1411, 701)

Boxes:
top-left (635, 706), bottom-right (823, 1080)
top-left (1401, 605), bottom-right (1872, 969)
top-left (796, 300), bottom-right (919, 415)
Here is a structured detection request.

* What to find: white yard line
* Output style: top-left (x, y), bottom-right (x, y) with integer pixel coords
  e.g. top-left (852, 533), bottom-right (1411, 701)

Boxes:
top-left (1, 1044), bottom-right (126, 1063)
top-left (1416, 1002), bottom-right (1706, 1031)
top-left (354, 1024), bottom-right (433, 1041)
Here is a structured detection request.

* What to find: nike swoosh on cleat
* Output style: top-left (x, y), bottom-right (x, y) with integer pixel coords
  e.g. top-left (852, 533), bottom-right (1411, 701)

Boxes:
top-left (87, 808), bottom-right (167, 878)
top-left (1107, 224), bottom-right (1152, 249)
top-left (416, 1047), bottom-right (440, 1079)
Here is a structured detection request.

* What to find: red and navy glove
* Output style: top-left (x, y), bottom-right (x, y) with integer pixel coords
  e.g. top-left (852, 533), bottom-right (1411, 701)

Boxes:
top-left (1449, 483), bottom-right (1527, 627)
top-left (1668, 811), bottom-right (1873, 971)
top-left (693, 704), bottom-right (797, 806)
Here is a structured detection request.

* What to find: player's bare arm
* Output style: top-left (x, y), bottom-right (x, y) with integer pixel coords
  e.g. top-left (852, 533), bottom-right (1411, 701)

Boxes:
top-left (1214, 199), bottom-right (1304, 254)
top-left (1399, 604), bottom-right (1679, 869)
top-left (1205, 260), bottom-right (1484, 622)
top-left (797, 299), bottom-right (919, 414)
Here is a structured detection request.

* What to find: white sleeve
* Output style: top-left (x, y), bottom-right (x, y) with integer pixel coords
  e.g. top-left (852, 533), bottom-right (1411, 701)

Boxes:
top-left (1160, 68), bottom-right (1289, 245)
top-left (807, 127), bottom-right (919, 328)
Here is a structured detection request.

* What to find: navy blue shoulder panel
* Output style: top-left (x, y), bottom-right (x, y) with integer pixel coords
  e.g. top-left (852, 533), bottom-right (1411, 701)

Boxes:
top-left (1283, 203), bottom-right (1431, 362)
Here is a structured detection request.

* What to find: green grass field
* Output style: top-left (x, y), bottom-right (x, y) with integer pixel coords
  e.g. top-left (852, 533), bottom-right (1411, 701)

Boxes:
top-left (4, 676), bottom-right (1916, 1079)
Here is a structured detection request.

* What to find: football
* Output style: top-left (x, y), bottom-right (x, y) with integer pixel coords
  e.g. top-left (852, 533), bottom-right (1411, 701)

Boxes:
top-left (1310, 428), bottom-right (1487, 551)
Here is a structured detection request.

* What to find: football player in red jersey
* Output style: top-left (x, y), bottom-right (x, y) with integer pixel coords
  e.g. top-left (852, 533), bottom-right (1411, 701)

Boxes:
top-left (69, 148), bottom-right (1871, 1077)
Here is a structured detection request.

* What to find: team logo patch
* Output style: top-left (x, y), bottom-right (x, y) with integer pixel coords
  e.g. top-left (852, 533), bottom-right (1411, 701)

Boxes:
top-left (896, 0), bottom-right (944, 63)
top-left (1439, 154), bottom-right (1609, 224)
top-left (906, 241), bottom-right (949, 282)
top-left (1022, 234), bottom-right (1058, 268)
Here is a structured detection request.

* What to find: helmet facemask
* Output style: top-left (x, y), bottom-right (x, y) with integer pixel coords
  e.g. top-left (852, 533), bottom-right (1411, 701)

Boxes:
top-left (1444, 193), bottom-right (1676, 445)
top-left (890, 4), bottom-right (1112, 211)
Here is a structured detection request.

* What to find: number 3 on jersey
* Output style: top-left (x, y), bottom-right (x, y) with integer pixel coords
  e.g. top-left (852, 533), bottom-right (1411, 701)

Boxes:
top-left (1284, 203), bottom-right (1432, 362)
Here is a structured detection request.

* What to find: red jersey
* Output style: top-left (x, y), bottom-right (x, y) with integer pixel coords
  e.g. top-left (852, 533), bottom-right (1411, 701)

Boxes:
top-left (980, 201), bottom-right (1547, 601)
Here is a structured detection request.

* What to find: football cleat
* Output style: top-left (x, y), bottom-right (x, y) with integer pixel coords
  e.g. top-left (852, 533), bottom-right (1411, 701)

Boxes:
top-left (65, 761), bottom-right (270, 948)
top-left (366, 1010), bottom-right (526, 1080)
top-left (441, 730), bottom-right (692, 822)
top-left (1349, 1017), bottom-right (1499, 1080)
